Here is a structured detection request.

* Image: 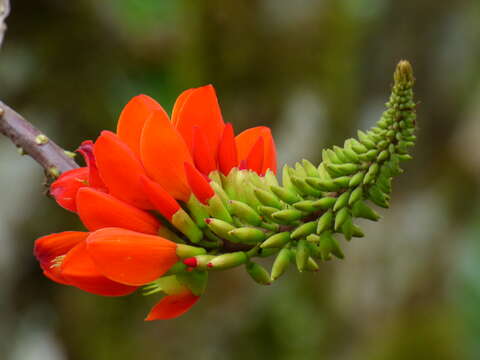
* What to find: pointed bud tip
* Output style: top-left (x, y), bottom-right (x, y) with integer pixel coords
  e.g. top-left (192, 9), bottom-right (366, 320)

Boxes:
top-left (183, 257), bottom-right (198, 267)
top-left (205, 218), bottom-right (212, 224)
top-left (207, 263), bottom-right (213, 268)
top-left (394, 60), bottom-right (414, 84)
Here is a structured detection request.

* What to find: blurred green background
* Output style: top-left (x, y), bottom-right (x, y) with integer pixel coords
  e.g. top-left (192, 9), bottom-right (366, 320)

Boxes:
top-left (1, 1), bottom-right (479, 359)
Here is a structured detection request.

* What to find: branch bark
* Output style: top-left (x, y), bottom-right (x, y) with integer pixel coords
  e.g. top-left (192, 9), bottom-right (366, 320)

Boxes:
top-left (0, 102), bottom-right (79, 175)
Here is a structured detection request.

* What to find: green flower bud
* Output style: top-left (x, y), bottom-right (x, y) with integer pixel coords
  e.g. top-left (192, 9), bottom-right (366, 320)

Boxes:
top-left (377, 149), bottom-right (389, 162)
top-left (351, 201), bottom-right (380, 221)
top-left (229, 227), bottom-right (266, 244)
top-left (261, 232), bottom-right (291, 248)
top-left (327, 163), bottom-right (360, 177)
top-left (254, 188), bottom-right (283, 209)
top-left (229, 200), bottom-right (262, 226)
top-left (348, 186), bottom-right (363, 206)
top-left (363, 163), bottom-right (379, 184)
top-left (368, 185), bottom-right (390, 208)
top-left (341, 216), bottom-right (354, 241)
top-left (319, 232), bottom-right (344, 260)
top-left (333, 191), bottom-right (350, 211)
top-left (316, 210), bottom-right (333, 234)
top-left (313, 197), bottom-right (337, 209)
top-left (246, 262), bottom-right (271, 285)
top-left (333, 176), bottom-right (351, 188)
top-left (272, 208), bottom-right (303, 223)
top-left (270, 185), bottom-right (301, 204)
top-left (296, 239), bottom-right (310, 272)
top-left (290, 175), bottom-right (322, 196)
top-left (301, 159), bottom-right (319, 177)
top-left (271, 248), bottom-right (292, 281)
top-left (171, 209), bottom-right (203, 243)
top-left (304, 257), bottom-right (319, 272)
top-left (293, 200), bottom-right (318, 212)
top-left (291, 220), bottom-right (317, 239)
top-left (349, 171), bottom-right (365, 187)
top-left (208, 252), bottom-right (248, 270)
top-left (333, 146), bottom-right (349, 162)
top-left (187, 195), bottom-right (210, 228)
top-left (176, 244), bottom-right (207, 258)
top-left (350, 139), bottom-right (369, 153)
top-left (205, 218), bottom-right (236, 241)
top-left (257, 205), bottom-right (279, 220)
top-left (176, 271), bottom-right (208, 296)
top-left (207, 194), bottom-right (233, 223)
top-left (334, 207), bottom-right (350, 231)
top-left (357, 130), bottom-right (376, 149)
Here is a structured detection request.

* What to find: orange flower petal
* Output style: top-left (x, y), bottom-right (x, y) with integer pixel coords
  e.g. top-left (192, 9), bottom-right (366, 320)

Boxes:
top-left (34, 231), bottom-right (88, 284)
top-left (172, 85), bottom-right (225, 160)
top-left (184, 162), bottom-right (214, 205)
top-left (86, 228), bottom-right (179, 286)
top-left (171, 88), bottom-right (195, 124)
top-left (140, 108), bottom-right (193, 201)
top-left (95, 131), bottom-right (152, 209)
top-left (50, 167), bottom-right (89, 212)
top-left (140, 176), bottom-right (180, 221)
top-left (76, 188), bottom-right (160, 234)
top-left (245, 137), bottom-right (264, 175)
top-left (61, 241), bottom-right (138, 296)
top-left (192, 126), bottom-right (217, 175)
top-left (116, 95), bottom-right (162, 157)
top-left (145, 292), bottom-right (200, 321)
top-left (218, 123), bottom-right (238, 175)
top-left (236, 126), bottom-right (277, 175)
top-left (77, 140), bottom-right (106, 190)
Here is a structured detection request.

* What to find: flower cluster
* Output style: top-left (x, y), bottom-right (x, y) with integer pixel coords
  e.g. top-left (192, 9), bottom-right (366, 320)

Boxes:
top-left (34, 61), bottom-right (417, 321)
top-left (36, 85), bottom-right (277, 320)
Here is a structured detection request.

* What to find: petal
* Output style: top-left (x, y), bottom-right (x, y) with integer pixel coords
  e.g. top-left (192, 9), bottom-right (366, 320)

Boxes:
top-left (236, 126), bottom-right (277, 175)
top-left (61, 241), bottom-right (137, 296)
top-left (140, 176), bottom-right (180, 221)
top-left (116, 95), bottom-right (162, 157)
top-left (171, 88), bottom-right (195, 124)
top-left (245, 137), bottom-right (264, 175)
top-left (192, 126), bottom-right (217, 175)
top-left (172, 85), bottom-right (225, 160)
top-left (95, 131), bottom-right (152, 209)
top-left (140, 108), bottom-right (193, 201)
top-left (184, 162), bottom-right (214, 205)
top-left (50, 167), bottom-right (89, 212)
top-left (76, 188), bottom-right (160, 234)
top-left (86, 228), bottom-right (178, 286)
top-left (218, 123), bottom-right (238, 176)
top-left (34, 231), bottom-right (88, 284)
top-left (145, 292), bottom-right (200, 321)
top-left (77, 140), bottom-right (106, 190)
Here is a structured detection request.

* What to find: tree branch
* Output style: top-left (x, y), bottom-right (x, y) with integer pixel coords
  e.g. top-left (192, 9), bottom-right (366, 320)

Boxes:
top-left (0, 102), bottom-right (79, 176)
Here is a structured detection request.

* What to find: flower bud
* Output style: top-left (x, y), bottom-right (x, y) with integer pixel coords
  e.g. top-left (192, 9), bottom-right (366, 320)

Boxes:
top-left (205, 218), bottom-right (236, 241)
top-left (333, 191), bottom-right (350, 212)
top-left (334, 208), bottom-right (349, 231)
top-left (270, 185), bottom-right (301, 204)
top-left (291, 220), bottom-right (317, 239)
top-left (228, 227), bottom-right (266, 244)
top-left (171, 209), bottom-right (203, 243)
top-left (316, 210), bottom-right (333, 234)
top-left (348, 186), bottom-right (363, 206)
top-left (254, 188), bottom-right (283, 209)
top-left (351, 201), bottom-right (380, 221)
top-left (208, 252), bottom-right (248, 270)
top-left (271, 248), bottom-right (292, 281)
top-left (296, 239), bottom-right (309, 272)
top-left (261, 232), bottom-right (291, 248)
top-left (229, 200), bottom-right (262, 226)
top-left (313, 197), bottom-right (336, 210)
top-left (271, 208), bottom-right (303, 223)
top-left (176, 244), bottom-right (207, 258)
top-left (207, 194), bottom-right (233, 223)
top-left (246, 262), bottom-right (271, 285)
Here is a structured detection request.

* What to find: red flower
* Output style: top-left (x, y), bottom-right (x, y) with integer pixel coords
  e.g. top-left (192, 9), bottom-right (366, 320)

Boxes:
top-left (36, 85), bottom-right (277, 320)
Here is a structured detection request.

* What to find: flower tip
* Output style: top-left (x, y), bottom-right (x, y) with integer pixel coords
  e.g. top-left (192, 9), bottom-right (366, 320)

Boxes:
top-left (207, 262), bottom-right (213, 268)
top-left (183, 257), bottom-right (198, 267)
top-left (205, 218), bottom-right (212, 225)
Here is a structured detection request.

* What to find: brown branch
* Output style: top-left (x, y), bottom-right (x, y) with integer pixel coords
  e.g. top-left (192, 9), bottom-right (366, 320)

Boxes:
top-left (0, 101), bottom-right (79, 176)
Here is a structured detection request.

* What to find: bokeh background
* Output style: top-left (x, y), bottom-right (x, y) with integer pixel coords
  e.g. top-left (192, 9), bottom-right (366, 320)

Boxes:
top-left (1, 1), bottom-right (479, 359)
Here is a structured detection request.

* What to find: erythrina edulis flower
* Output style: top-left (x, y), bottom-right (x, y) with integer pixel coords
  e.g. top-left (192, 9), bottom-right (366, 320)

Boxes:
top-left (34, 61), bottom-right (418, 322)
top-left (38, 85), bottom-right (277, 320)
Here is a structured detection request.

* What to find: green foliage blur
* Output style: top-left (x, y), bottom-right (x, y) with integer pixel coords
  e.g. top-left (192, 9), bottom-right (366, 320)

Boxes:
top-left (1, 1), bottom-right (480, 359)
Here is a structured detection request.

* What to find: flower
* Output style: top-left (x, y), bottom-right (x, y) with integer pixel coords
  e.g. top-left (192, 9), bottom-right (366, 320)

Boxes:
top-left (35, 85), bottom-right (277, 320)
